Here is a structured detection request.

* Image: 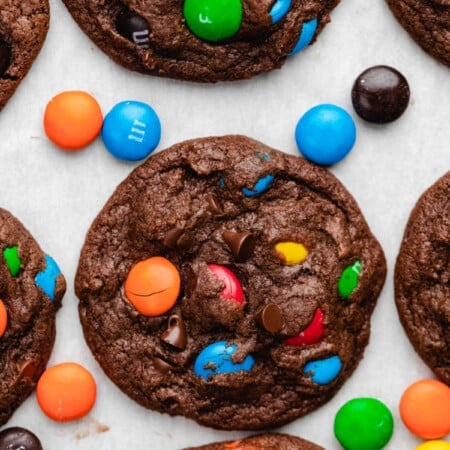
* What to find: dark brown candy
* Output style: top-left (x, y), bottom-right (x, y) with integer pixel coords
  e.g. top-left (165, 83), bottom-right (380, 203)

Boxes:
top-left (115, 10), bottom-right (150, 48)
top-left (255, 304), bottom-right (284, 334)
top-left (0, 427), bottom-right (43, 450)
top-left (351, 65), bottom-right (410, 123)
top-left (0, 41), bottom-right (11, 76)
top-left (161, 314), bottom-right (187, 350)
top-left (222, 231), bottom-right (256, 261)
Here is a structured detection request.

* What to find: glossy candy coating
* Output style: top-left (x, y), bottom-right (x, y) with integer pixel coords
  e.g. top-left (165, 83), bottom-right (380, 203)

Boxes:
top-left (270, 0), bottom-right (292, 24)
top-left (338, 260), bottom-right (362, 298)
top-left (115, 11), bottom-right (150, 47)
top-left (0, 427), bottom-right (43, 450)
top-left (102, 100), bottom-right (161, 161)
top-left (416, 442), bottom-right (450, 450)
top-left (352, 65), bottom-right (410, 123)
top-left (43, 91), bottom-right (103, 150)
top-left (125, 256), bottom-right (181, 316)
top-left (284, 308), bottom-right (324, 346)
top-left (242, 174), bottom-right (275, 197)
top-left (400, 379), bottom-right (450, 439)
top-left (290, 18), bottom-right (318, 54)
top-left (208, 264), bottom-right (244, 304)
top-left (3, 246), bottom-right (21, 276)
top-left (183, 0), bottom-right (243, 42)
top-left (303, 355), bottom-right (342, 384)
top-left (334, 397), bottom-right (394, 450)
top-left (0, 299), bottom-right (7, 337)
top-left (295, 104), bottom-right (356, 165)
top-left (35, 254), bottom-right (62, 301)
top-left (194, 341), bottom-right (255, 380)
top-left (275, 241), bottom-right (308, 265)
top-left (36, 362), bottom-right (96, 422)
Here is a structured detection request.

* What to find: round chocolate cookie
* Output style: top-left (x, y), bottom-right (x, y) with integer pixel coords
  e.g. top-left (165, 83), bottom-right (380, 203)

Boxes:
top-left (75, 135), bottom-right (386, 430)
top-left (184, 433), bottom-right (323, 449)
top-left (61, 0), bottom-right (340, 82)
top-left (385, 0), bottom-right (450, 66)
top-left (395, 171), bottom-right (450, 385)
top-left (0, 0), bottom-right (49, 111)
top-left (0, 208), bottom-right (65, 425)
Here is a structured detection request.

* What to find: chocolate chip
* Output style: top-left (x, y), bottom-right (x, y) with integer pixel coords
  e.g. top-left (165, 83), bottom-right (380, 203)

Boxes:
top-left (19, 360), bottom-right (39, 378)
top-left (351, 65), bottom-right (410, 123)
top-left (161, 314), bottom-right (187, 350)
top-left (205, 194), bottom-right (223, 214)
top-left (222, 231), bottom-right (256, 261)
top-left (0, 41), bottom-right (11, 76)
top-left (0, 427), bottom-right (43, 450)
top-left (115, 10), bottom-right (150, 48)
top-left (163, 225), bottom-right (184, 248)
top-left (152, 356), bottom-right (175, 374)
top-left (255, 304), bottom-right (284, 334)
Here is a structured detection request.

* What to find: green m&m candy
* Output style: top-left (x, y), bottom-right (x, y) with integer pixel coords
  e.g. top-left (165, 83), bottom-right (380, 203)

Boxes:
top-left (334, 397), bottom-right (394, 450)
top-left (183, 0), bottom-right (243, 42)
top-left (338, 260), bottom-right (362, 298)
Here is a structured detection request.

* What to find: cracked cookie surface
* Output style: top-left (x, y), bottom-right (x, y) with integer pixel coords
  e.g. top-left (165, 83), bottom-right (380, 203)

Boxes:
top-left (385, 0), bottom-right (450, 66)
top-left (395, 171), bottom-right (450, 385)
top-left (75, 135), bottom-right (386, 430)
top-left (0, 0), bottom-right (49, 111)
top-left (0, 208), bottom-right (65, 425)
top-left (61, 0), bottom-right (340, 81)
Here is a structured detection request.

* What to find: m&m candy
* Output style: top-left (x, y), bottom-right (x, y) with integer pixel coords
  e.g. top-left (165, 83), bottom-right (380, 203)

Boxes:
top-left (0, 427), bottom-right (43, 450)
top-left (0, 299), bottom-right (7, 337)
top-left (183, 0), bottom-right (243, 42)
top-left (334, 397), bottom-right (394, 450)
top-left (36, 362), bottom-right (96, 422)
top-left (400, 379), bottom-right (450, 439)
top-left (295, 104), bottom-right (356, 165)
top-left (102, 100), bottom-right (161, 161)
top-left (125, 256), bottom-right (181, 316)
top-left (44, 91), bottom-right (103, 150)
top-left (416, 442), bottom-right (450, 450)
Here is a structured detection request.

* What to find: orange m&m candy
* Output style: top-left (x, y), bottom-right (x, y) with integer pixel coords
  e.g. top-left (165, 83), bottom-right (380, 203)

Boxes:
top-left (43, 91), bottom-right (103, 150)
top-left (36, 362), bottom-right (96, 422)
top-left (0, 300), bottom-right (7, 337)
top-left (125, 256), bottom-right (181, 316)
top-left (400, 379), bottom-right (450, 439)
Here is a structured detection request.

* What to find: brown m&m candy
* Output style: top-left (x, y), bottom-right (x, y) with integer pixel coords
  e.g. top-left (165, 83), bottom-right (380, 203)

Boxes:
top-left (0, 427), bottom-right (43, 450)
top-left (351, 65), bottom-right (410, 123)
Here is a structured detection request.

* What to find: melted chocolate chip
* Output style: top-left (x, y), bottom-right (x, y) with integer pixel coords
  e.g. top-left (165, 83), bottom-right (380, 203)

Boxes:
top-left (152, 356), bottom-right (175, 374)
top-left (222, 231), bottom-right (256, 261)
top-left (163, 225), bottom-right (184, 248)
top-left (115, 10), bottom-right (150, 47)
top-left (161, 314), bottom-right (187, 350)
top-left (0, 41), bottom-right (11, 76)
top-left (351, 65), bottom-right (410, 123)
top-left (255, 304), bottom-right (284, 334)
top-left (205, 195), bottom-right (223, 214)
top-left (0, 427), bottom-right (43, 450)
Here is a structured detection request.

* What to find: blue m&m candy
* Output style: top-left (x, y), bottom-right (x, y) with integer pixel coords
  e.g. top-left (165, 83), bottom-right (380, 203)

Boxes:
top-left (194, 341), bottom-right (254, 381)
top-left (295, 104), bottom-right (356, 165)
top-left (102, 100), bottom-right (161, 161)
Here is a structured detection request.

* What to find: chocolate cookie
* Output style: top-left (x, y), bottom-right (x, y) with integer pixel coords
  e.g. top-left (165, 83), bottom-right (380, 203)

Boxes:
top-left (395, 171), bottom-right (450, 385)
top-left (385, 0), bottom-right (450, 66)
top-left (184, 433), bottom-right (323, 449)
top-left (75, 135), bottom-right (386, 430)
top-left (0, 208), bottom-right (65, 425)
top-left (61, 0), bottom-right (340, 82)
top-left (0, 0), bottom-right (49, 111)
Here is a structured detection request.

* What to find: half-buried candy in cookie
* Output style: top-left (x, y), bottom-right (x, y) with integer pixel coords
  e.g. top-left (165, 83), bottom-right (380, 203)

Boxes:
top-left (0, 208), bottom-right (66, 425)
top-left (0, 0), bottom-right (50, 111)
top-left (75, 135), bottom-right (386, 430)
top-left (60, 0), bottom-right (341, 82)
top-left (184, 433), bottom-right (324, 449)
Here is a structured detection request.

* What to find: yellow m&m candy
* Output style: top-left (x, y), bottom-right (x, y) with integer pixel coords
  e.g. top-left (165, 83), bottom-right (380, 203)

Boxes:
top-left (275, 242), bottom-right (308, 265)
top-left (416, 441), bottom-right (450, 450)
